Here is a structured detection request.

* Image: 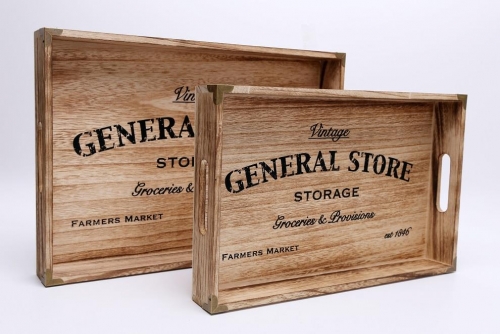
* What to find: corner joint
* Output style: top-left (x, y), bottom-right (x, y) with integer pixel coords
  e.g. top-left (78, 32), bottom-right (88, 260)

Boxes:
top-left (457, 94), bottom-right (467, 110)
top-left (43, 269), bottom-right (65, 287)
top-left (336, 52), bottom-right (346, 67)
top-left (202, 295), bottom-right (228, 314)
top-left (445, 257), bottom-right (457, 274)
top-left (207, 85), bottom-right (234, 105)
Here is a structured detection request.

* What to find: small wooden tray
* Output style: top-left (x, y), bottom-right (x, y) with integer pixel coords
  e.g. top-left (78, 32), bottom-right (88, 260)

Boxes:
top-left (35, 29), bottom-right (345, 286)
top-left (193, 85), bottom-right (466, 313)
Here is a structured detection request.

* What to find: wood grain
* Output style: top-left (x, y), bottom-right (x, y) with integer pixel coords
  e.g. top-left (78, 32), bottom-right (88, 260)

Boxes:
top-left (35, 28), bottom-right (345, 286)
top-left (35, 29), bottom-right (54, 285)
top-left (193, 85), bottom-right (466, 313)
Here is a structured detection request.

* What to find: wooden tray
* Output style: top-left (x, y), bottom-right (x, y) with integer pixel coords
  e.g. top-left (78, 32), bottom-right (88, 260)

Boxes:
top-left (193, 85), bottom-right (466, 313)
top-left (35, 29), bottom-right (345, 286)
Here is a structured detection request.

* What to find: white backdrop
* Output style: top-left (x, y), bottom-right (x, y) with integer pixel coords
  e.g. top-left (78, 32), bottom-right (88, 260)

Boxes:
top-left (0, 0), bottom-right (499, 333)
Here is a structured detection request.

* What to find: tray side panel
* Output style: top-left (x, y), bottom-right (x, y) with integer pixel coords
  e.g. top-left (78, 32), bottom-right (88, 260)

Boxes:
top-left (426, 101), bottom-right (466, 266)
top-left (192, 86), bottom-right (226, 313)
top-left (218, 259), bottom-right (450, 312)
top-left (320, 58), bottom-right (345, 90)
top-left (49, 28), bottom-right (345, 62)
top-left (35, 29), bottom-right (57, 286)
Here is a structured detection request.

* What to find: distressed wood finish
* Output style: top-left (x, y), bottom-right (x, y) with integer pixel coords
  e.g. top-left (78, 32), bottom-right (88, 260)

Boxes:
top-left (35, 28), bottom-right (345, 286)
top-left (193, 85), bottom-right (466, 313)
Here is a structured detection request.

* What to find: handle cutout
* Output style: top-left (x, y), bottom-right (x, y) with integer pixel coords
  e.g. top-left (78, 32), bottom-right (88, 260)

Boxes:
top-left (437, 154), bottom-right (451, 212)
top-left (199, 160), bottom-right (208, 235)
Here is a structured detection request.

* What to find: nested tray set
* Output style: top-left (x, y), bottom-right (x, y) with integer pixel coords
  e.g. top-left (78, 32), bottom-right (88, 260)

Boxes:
top-left (35, 28), bottom-right (466, 314)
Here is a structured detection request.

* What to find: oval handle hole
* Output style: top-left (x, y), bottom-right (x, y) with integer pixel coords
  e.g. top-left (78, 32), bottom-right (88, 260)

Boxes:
top-left (437, 154), bottom-right (451, 212)
top-left (199, 160), bottom-right (208, 235)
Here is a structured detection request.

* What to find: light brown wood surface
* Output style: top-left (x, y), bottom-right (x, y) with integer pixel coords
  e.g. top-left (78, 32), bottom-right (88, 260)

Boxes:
top-left (35, 28), bottom-right (345, 286)
top-left (193, 85), bottom-right (466, 313)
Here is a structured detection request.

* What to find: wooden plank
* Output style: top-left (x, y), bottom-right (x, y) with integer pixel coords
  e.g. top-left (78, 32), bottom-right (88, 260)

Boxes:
top-left (47, 28), bottom-right (345, 61)
top-left (35, 28), bottom-right (55, 285)
top-left (53, 249), bottom-right (191, 284)
top-left (219, 259), bottom-right (450, 312)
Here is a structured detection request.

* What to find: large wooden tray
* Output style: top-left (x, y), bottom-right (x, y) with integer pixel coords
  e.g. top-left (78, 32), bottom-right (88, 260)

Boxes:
top-left (193, 85), bottom-right (466, 313)
top-left (35, 29), bottom-right (345, 286)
